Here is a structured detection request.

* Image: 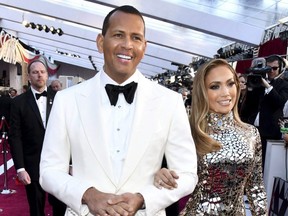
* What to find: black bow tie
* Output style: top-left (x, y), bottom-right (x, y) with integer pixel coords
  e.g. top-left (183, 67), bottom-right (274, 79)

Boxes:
top-left (105, 82), bottom-right (138, 106)
top-left (35, 91), bottom-right (47, 100)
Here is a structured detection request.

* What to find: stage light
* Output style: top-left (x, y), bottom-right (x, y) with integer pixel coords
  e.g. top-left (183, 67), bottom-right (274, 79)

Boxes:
top-left (29, 22), bottom-right (36, 29)
top-left (56, 49), bottom-right (81, 58)
top-left (22, 20), bottom-right (30, 28)
top-left (50, 26), bottom-right (57, 34)
top-left (43, 25), bottom-right (49, 33)
top-left (23, 22), bottom-right (63, 36)
top-left (56, 28), bottom-right (64, 36)
top-left (88, 55), bottom-right (97, 71)
top-left (36, 24), bottom-right (43, 31)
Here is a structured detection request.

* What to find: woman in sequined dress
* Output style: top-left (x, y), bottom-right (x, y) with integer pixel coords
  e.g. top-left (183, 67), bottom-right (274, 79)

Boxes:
top-left (154, 59), bottom-right (267, 216)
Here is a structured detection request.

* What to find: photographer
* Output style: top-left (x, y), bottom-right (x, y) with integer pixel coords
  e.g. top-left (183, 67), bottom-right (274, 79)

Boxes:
top-left (241, 55), bottom-right (288, 171)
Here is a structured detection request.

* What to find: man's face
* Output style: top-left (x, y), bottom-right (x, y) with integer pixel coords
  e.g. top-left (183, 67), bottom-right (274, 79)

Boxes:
top-left (10, 90), bottom-right (17, 97)
top-left (28, 62), bottom-right (48, 91)
top-left (267, 60), bottom-right (280, 80)
top-left (51, 81), bottom-right (62, 91)
top-left (96, 11), bottom-right (147, 84)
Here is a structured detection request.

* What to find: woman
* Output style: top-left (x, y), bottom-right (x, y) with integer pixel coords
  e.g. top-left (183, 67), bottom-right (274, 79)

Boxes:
top-left (238, 74), bottom-right (247, 119)
top-left (155, 59), bottom-right (267, 215)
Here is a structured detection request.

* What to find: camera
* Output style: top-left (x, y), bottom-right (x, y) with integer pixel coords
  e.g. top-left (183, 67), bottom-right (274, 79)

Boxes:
top-left (246, 58), bottom-right (271, 88)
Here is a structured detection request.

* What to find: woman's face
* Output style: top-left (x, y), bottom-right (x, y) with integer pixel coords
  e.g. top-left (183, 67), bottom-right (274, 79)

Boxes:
top-left (205, 65), bottom-right (237, 114)
top-left (239, 76), bottom-right (246, 91)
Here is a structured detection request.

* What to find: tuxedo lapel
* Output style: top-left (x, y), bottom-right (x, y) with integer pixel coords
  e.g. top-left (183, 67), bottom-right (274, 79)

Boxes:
top-left (46, 89), bottom-right (55, 123)
top-left (118, 74), bottom-right (160, 188)
top-left (75, 75), bottom-right (116, 186)
top-left (27, 89), bottom-right (44, 128)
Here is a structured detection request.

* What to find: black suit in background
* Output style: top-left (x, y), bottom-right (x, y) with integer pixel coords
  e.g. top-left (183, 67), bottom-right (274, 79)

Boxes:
top-left (9, 88), bottom-right (66, 216)
top-left (241, 78), bottom-right (288, 168)
top-left (0, 94), bottom-right (11, 129)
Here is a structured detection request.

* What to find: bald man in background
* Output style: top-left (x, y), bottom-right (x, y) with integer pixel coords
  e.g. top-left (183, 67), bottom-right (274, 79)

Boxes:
top-left (50, 79), bottom-right (62, 92)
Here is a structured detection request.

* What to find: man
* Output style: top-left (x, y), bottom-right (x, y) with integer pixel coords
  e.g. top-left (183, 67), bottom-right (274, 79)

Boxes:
top-left (40, 5), bottom-right (197, 216)
top-left (241, 55), bottom-right (288, 169)
top-left (50, 79), bottom-right (62, 92)
top-left (9, 58), bottom-right (66, 216)
top-left (0, 90), bottom-right (11, 126)
top-left (9, 88), bottom-right (17, 98)
top-left (22, 84), bottom-right (29, 93)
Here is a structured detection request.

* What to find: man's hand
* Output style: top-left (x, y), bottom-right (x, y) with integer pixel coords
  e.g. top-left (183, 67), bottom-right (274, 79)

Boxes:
top-left (108, 193), bottom-right (144, 216)
top-left (17, 170), bottom-right (31, 185)
top-left (261, 78), bottom-right (271, 88)
top-left (82, 187), bottom-right (131, 216)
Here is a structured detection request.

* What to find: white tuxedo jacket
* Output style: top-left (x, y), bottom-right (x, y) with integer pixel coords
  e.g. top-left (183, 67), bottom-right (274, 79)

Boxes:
top-left (40, 71), bottom-right (197, 216)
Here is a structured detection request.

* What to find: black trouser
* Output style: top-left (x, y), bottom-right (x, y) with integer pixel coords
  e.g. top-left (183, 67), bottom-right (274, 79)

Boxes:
top-left (25, 181), bottom-right (46, 216)
top-left (48, 194), bottom-right (67, 216)
top-left (165, 202), bottom-right (179, 216)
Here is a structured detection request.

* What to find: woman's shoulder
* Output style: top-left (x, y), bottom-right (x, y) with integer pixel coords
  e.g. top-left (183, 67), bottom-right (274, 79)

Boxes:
top-left (236, 122), bottom-right (258, 133)
top-left (237, 121), bottom-right (259, 135)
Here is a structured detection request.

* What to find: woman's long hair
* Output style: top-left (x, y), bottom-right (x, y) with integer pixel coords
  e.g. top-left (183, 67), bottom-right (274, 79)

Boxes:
top-left (190, 58), bottom-right (244, 156)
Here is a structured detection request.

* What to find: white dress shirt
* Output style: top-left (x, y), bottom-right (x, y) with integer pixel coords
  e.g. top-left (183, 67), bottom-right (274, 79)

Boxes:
top-left (31, 87), bottom-right (48, 128)
top-left (100, 71), bottom-right (139, 183)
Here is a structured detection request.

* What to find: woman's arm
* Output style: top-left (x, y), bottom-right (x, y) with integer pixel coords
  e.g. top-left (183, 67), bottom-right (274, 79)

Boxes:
top-left (154, 168), bottom-right (179, 190)
top-left (245, 128), bottom-right (267, 216)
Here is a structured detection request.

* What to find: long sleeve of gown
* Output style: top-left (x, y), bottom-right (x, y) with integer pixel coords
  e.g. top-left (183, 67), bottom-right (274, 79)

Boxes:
top-left (245, 127), bottom-right (267, 216)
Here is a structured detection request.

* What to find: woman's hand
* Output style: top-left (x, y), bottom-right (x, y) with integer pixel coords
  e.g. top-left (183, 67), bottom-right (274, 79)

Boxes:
top-left (154, 168), bottom-right (179, 190)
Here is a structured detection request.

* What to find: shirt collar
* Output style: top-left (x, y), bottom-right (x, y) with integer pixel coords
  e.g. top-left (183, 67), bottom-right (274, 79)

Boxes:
top-left (100, 69), bottom-right (140, 87)
top-left (31, 86), bottom-right (48, 100)
top-left (100, 69), bottom-right (140, 105)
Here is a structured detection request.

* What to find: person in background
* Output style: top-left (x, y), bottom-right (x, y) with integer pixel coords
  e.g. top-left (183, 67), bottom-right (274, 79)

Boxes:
top-left (9, 88), bottom-right (17, 98)
top-left (50, 79), bottom-right (62, 92)
top-left (39, 5), bottom-right (197, 216)
top-left (238, 74), bottom-right (247, 119)
top-left (154, 58), bottom-right (267, 215)
top-left (0, 90), bottom-right (12, 127)
top-left (241, 55), bottom-right (288, 170)
top-left (180, 88), bottom-right (188, 102)
top-left (9, 59), bottom-right (66, 216)
top-left (22, 84), bottom-right (29, 93)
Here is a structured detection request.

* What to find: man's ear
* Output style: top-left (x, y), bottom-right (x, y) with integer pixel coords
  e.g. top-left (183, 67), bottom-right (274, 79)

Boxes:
top-left (96, 34), bottom-right (104, 54)
top-left (140, 40), bottom-right (147, 60)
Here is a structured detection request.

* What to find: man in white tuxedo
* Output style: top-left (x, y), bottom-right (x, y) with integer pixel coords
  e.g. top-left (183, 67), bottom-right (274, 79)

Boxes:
top-left (40, 5), bottom-right (197, 216)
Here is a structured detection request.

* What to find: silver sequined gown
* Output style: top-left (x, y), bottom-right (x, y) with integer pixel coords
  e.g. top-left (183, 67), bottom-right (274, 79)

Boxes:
top-left (180, 112), bottom-right (267, 216)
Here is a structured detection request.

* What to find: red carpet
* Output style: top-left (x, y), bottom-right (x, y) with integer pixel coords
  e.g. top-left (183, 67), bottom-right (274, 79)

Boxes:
top-left (0, 146), bottom-right (52, 215)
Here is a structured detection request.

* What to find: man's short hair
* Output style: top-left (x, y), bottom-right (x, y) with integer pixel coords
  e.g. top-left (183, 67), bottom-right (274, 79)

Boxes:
top-left (266, 55), bottom-right (281, 64)
top-left (27, 58), bottom-right (48, 73)
top-left (101, 5), bottom-right (145, 36)
top-left (266, 55), bottom-right (286, 72)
